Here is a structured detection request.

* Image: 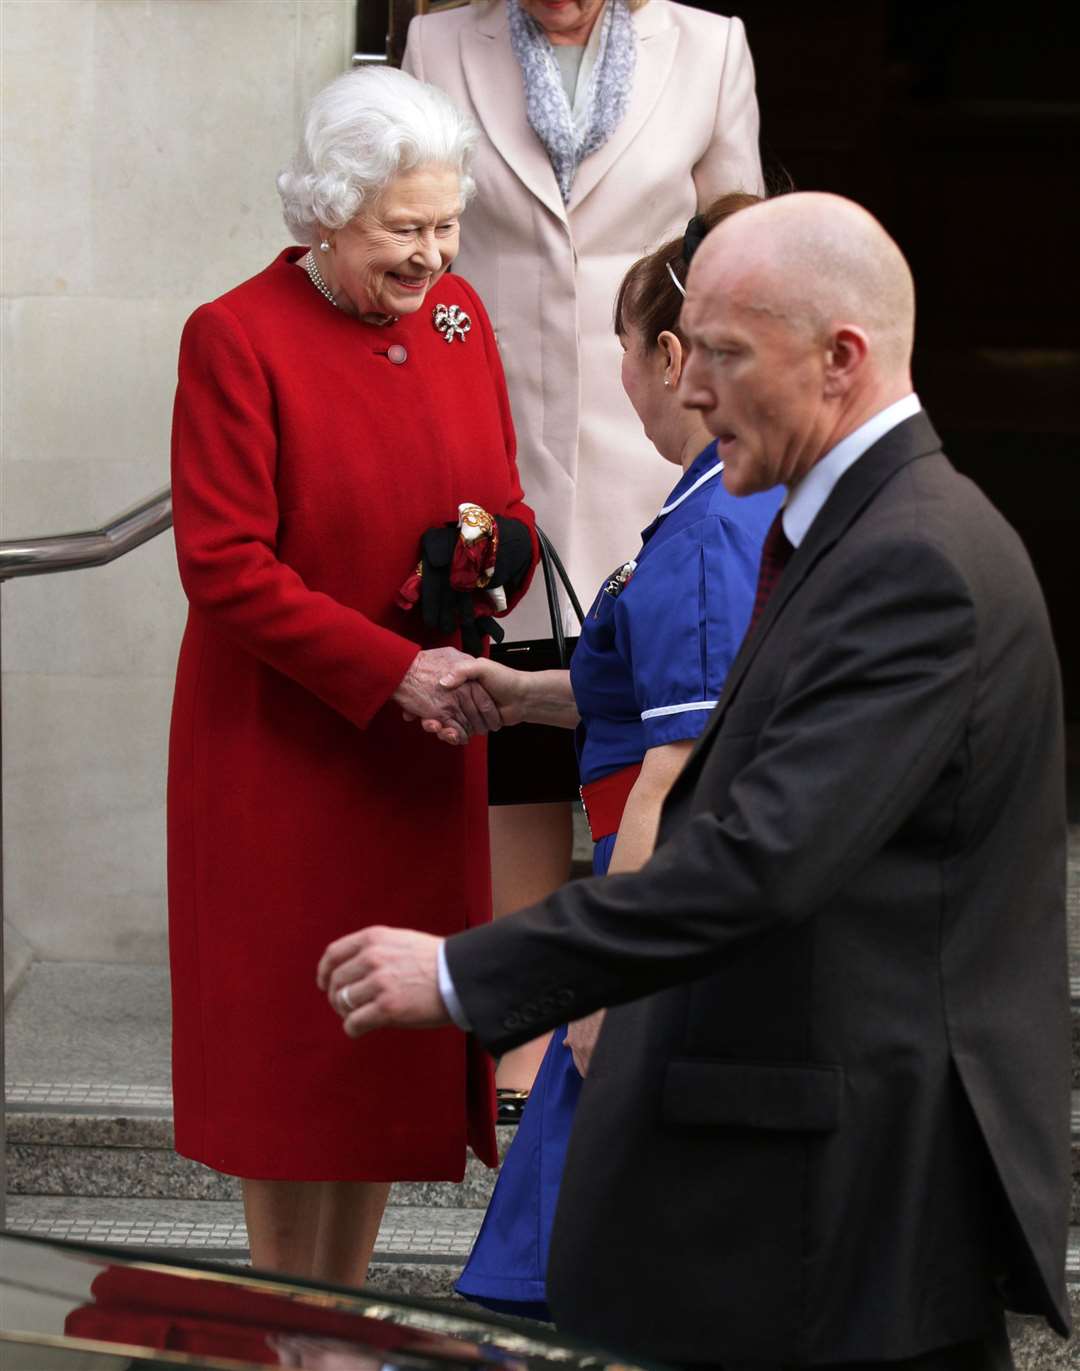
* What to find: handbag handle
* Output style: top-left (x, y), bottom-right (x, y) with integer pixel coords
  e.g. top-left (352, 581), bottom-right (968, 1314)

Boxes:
top-left (535, 526), bottom-right (585, 670)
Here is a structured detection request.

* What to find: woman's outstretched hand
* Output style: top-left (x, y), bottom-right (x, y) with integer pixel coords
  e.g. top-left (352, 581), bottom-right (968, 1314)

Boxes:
top-left (393, 647), bottom-right (502, 745)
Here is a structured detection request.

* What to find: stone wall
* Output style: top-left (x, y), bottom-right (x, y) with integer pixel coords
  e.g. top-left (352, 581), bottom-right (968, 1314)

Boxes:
top-left (2, 0), bottom-right (355, 965)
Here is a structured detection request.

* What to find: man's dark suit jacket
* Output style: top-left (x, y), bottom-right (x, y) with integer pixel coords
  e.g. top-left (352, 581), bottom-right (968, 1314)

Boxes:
top-left (448, 413), bottom-right (1071, 1366)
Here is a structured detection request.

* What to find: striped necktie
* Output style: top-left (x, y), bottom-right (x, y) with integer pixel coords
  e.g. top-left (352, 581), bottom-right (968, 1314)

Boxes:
top-left (748, 510), bottom-right (794, 633)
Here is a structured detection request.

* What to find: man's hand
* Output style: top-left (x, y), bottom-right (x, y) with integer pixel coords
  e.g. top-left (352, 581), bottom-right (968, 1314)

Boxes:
top-left (317, 927), bottom-right (450, 1038)
top-left (564, 1009), bottom-right (606, 1078)
top-left (393, 647), bottom-right (501, 745)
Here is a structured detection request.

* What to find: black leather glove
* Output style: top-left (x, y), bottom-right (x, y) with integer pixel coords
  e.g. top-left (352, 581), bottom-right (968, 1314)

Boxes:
top-left (418, 522), bottom-right (462, 637)
top-left (489, 516), bottom-right (533, 594)
top-left (462, 612), bottom-right (505, 658)
top-left (417, 516), bottom-right (530, 655)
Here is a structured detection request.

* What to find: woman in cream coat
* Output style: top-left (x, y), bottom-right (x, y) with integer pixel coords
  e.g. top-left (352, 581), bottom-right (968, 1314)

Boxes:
top-left (404, 0), bottom-right (762, 1092)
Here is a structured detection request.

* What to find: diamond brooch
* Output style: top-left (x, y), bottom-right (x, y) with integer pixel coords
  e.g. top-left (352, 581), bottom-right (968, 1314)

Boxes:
top-left (433, 303), bottom-right (471, 344)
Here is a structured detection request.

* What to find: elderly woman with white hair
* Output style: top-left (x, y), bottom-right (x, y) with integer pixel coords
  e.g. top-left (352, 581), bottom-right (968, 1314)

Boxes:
top-left (167, 66), bottom-right (536, 1285)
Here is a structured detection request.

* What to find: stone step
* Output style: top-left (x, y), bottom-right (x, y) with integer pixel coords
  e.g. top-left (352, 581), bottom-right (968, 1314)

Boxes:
top-left (4, 1196), bottom-right (482, 1300)
top-left (12, 1084), bottom-right (1079, 1219)
top-left (7, 957), bottom-right (1080, 1216)
top-left (6, 1091), bottom-right (512, 1206)
top-left (6, 1195), bottom-right (1080, 1307)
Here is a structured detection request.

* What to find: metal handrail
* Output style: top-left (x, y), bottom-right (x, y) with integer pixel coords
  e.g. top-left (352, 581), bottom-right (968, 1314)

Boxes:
top-left (0, 487), bottom-right (172, 581)
top-left (0, 483), bottom-right (174, 1229)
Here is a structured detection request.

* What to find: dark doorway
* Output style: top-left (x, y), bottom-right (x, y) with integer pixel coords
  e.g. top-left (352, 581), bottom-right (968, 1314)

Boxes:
top-left (688, 0), bottom-right (1080, 727)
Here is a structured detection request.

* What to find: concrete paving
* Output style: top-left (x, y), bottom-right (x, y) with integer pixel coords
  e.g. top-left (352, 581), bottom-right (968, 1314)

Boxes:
top-left (7, 961), bottom-right (170, 1089)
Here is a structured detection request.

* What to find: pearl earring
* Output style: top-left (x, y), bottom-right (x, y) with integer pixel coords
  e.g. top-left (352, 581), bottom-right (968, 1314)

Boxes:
top-left (319, 239), bottom-right (330, 253)
top-left (663, 377), bottom-right (671, 388)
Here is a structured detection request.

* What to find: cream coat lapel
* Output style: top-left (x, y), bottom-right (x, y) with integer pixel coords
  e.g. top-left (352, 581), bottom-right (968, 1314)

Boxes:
top-left (568, 2), bottom-right (676, 211)
top-left (462, 6), bottom-right (568, 226)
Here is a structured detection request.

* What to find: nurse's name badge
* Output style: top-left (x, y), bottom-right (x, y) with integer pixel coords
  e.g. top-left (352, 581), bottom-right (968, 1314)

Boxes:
top-left (602, 558), bottom-right (637, 601)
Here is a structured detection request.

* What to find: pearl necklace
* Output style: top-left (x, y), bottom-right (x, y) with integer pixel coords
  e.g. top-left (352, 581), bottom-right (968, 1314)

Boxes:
top-left (299, 251), bottom-right (398, 326)
top-left (301, 251), bottom-right (337, 308)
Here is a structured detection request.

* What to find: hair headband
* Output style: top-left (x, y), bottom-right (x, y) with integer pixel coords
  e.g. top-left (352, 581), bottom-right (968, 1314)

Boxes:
top-left (665, 213), bottom-right (710, 299)
top-left (682, 214), bottom-right (708, 265)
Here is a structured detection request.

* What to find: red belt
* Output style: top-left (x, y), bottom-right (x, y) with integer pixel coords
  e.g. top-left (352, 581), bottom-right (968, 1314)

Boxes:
top-left (579, 763), bottom-right (642, 842)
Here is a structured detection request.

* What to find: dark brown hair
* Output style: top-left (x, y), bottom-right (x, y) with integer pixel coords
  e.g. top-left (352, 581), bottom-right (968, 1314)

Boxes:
top-left (613, 191), bottom-right (762, 349)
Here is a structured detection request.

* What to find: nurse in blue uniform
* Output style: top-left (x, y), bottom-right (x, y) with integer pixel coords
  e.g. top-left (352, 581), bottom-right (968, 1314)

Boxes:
top-left (453, 195), bottom-right (782, 1319)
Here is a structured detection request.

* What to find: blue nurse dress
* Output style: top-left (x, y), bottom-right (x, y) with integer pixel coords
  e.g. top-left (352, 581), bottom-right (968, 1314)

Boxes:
top-left (455, 443), bottom-right (783, 1319)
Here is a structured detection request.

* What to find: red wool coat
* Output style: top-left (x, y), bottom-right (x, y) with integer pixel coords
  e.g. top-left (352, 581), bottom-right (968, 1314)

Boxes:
top-left (167, 249), bottom-right (535, 1179)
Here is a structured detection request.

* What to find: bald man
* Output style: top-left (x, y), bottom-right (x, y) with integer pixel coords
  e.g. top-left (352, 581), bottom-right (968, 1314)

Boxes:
top-left (319, 195), bottom-right (1070, 1370)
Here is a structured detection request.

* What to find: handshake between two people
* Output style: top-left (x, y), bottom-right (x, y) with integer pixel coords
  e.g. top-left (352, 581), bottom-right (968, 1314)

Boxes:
top-left (392, 650), bottom-right (528, 747)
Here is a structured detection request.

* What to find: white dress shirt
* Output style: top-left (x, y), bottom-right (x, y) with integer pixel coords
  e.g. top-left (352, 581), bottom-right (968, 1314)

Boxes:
top-left (782, 393), bottom-right (922, 547)
top-left (437, 393), bottom-right (923, 1033)
top-left (438, 939), bottom-right (472, 1030)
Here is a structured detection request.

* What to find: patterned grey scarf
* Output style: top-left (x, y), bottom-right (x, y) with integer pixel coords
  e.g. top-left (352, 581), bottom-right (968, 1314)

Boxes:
top-left (507, 0), bottom-right (636, 204)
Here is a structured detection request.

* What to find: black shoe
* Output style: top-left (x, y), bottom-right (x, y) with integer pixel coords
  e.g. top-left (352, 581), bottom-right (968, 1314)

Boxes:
top-left (497, 1087), bottom-right (529, 1125)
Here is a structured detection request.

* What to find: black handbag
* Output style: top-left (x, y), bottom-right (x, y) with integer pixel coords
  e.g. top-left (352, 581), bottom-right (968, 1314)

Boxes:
top-left (487, 527), bottom-right (586, 806)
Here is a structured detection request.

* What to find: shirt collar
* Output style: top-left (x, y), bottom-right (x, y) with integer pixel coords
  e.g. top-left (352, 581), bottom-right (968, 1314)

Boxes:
top-left (658, 441), bottom-right (723, 516)
top-left (782, 394), bottom-right (922, 548)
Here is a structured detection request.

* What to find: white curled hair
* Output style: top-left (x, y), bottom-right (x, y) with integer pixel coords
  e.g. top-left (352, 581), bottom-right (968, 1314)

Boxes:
top-left (277, 67), bottom-right (478, 244)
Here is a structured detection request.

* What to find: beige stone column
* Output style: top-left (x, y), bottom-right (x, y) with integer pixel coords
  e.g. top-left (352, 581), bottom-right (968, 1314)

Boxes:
top-left (1, 0), bottom-right (355, 966)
